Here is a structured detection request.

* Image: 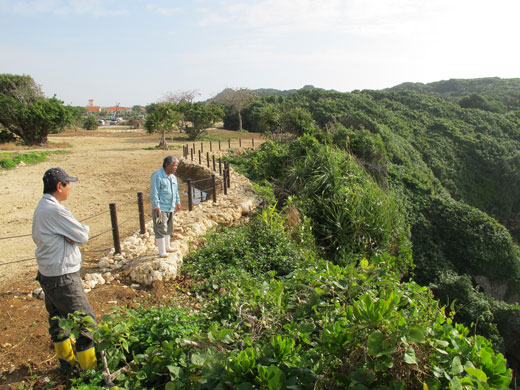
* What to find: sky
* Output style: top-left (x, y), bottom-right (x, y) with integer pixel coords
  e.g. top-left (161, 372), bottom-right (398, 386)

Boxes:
top-left (1, 0), bottom-right (519, 107)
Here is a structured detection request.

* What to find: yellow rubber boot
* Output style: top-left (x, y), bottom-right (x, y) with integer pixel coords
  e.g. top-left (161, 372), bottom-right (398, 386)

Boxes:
top-left (77, 346), bottom-right (97, 370)
top-left (54, 338), bottom-right (76, 371)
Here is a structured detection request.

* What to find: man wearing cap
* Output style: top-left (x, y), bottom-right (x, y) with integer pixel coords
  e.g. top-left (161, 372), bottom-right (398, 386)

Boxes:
top-left (150, 156), bottom-right (181, 257)
top-left (32, 168), bottom-right (97, 372)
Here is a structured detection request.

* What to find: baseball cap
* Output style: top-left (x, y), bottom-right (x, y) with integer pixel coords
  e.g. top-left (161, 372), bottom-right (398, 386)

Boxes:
top-left (43, 168), bottom-right (78, 185)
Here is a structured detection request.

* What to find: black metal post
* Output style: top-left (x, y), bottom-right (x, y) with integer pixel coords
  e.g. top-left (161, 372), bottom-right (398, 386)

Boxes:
top-left (239, 138), bottom-right (242, 148)
top-left (187, 179), bottom-right (193, 211)
top-left (198, 150), bottom-right (201, 165)
top-left (219, 158), bottom-right (222, 175)
top-left (109, 203), bottom-right (121, 254)
top-left (219, 140), bottom-right (221, 151)
top-left (201, 142), bottom-right (203, 153)
top-left (226, 162), bottom-right (231, 188)
top-left (223, 170), bottom-right (228, 195)
top-left (228, 139), bottom-right (231, 148)
top-left (137, 192), bottom-right (145, 234)
top-left (190, 148), bottom-right (193, 161)
top-left (210, 141), bottom-right (212, 151)
top-left (212, 174), bottom-right (217, 203)
top-left (212, 154), bottom-right (216, 171)
top-left (206, 152), bottom-right (210, 168)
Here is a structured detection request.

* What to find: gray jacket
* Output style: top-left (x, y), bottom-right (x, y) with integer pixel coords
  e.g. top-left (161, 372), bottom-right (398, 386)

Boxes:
top-left (32, 194), bottom-right (90, 277)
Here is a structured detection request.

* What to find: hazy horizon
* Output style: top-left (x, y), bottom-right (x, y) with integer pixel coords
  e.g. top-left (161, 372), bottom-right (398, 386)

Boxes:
top-left (1, 0), bottom-right (519, 107)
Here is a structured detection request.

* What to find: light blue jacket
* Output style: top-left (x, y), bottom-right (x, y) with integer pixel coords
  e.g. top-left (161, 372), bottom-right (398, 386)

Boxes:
top-left (150, 168), bottom-right (181, 212)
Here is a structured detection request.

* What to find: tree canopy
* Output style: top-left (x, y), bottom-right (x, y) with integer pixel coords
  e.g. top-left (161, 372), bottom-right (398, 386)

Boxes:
top-left (0, 74), bottom-right (69, 145)
top-left (145, 102), bottom-right (182, 148)
top-left (179, 102), bottom-right (224, 140)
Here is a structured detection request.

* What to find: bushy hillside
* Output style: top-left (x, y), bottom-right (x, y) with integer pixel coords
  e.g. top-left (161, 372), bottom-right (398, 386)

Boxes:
top-left (67, 129), bottom-right (518, 389)
top-left (69, 206), bottom-right (513, 390)
top-left (232, 84), bottom-right (520, 245)
top-left (389, 77), bottom-right (520, 112)
top-left (222, 81), bottom-right (520, 374)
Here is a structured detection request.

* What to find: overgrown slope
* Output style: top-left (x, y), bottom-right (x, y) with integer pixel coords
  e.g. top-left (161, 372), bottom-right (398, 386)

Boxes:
top-left (70, 206), bottom-right (513, 389)
top-left (224, 82), bottom-right (520, 375)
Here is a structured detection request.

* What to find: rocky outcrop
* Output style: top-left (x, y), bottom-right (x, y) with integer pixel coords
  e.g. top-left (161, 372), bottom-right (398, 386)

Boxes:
top-left (473, 275), bottom-right (520, 304)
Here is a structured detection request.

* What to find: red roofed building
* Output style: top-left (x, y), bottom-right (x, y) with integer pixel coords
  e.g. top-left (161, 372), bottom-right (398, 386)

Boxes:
top-left (84, 100), bottom-right (130, 115)
top-left (105, 105), bottom-right (129, 113)
top-left (85, 105), bottom-right (101, 113)
top-left (85, 99), bottom-right (101, 113)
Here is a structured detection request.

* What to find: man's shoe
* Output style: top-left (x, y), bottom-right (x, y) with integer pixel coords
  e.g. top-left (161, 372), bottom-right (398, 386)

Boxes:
top-left (156, 238), bottom-right (168, 257)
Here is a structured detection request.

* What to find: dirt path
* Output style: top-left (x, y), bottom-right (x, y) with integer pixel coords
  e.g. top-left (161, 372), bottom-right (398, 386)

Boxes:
top-left (0, 128), bottom-right (185, 289)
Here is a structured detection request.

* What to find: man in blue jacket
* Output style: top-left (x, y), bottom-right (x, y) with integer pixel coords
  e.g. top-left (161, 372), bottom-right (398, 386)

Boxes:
top-left (32, 168), bottom-right (97, 371)
top-left (150, 156), bottom-right (181, 257)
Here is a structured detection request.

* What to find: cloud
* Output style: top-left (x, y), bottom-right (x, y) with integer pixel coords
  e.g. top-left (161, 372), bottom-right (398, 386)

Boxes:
top-left (146, 3), bottom-right (182, 16)
top-left (196, 0), bottom-right (430, 37)
top-left (0, 0), bottom-right (128, 16)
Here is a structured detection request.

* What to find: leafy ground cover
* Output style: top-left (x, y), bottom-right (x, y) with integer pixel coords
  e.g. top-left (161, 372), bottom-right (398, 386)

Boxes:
top-left (66, 205), bottom-right (511, 389)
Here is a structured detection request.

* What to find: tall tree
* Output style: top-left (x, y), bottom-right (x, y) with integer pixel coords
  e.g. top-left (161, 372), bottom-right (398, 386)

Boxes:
top-left (0, 74), bottom-right (69, 145)
top-left (212, 88), bottom-right (257, 131)
top-left (162, 89), bottom-right (200, 104)
top-left (144, 103), bottom-right (182, 149)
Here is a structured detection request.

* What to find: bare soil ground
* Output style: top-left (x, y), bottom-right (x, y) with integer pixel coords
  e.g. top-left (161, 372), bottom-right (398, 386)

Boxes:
top-left (0, 128), bottom-right (263, 389)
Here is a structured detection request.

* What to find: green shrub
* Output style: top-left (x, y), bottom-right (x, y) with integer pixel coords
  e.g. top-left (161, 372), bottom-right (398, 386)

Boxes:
top-left (72, 254), bottom-right (513, 390)
top-left (283, 141), bottom-right (411, 269)
top-left (183, 204), bottom-right (317, 281)
top-left (83, 114), bottom-right (98, 130)
top-left (68, 206), bottom-right (511, 390)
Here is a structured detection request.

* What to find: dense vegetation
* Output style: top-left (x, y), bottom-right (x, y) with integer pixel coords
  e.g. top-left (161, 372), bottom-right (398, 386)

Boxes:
top-left (221, 79), bottom-right (520, 376)
top-left (0, 74), bottom-right (74, 145)
top-left (62, 78), bottom-right (520, 388)
top-left (389, 78), bottom-right (520, 112)
top-left (0, 74), bottom-right (92, 144)
top-left (69, 207), bottom-right (512, 389)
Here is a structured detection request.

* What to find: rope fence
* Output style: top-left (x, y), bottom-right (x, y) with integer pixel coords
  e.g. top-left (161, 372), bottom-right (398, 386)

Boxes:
top-left (0, 233), bottom-right (32, 241)
top-left (0, 136), bottom-right (258, 266)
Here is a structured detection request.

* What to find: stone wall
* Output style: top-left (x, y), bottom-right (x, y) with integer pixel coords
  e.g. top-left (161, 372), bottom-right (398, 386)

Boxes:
top-left (82, 157), bottom-right (262, 290)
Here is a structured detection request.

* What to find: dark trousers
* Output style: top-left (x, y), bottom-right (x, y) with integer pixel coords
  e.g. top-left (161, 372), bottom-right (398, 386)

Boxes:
top-left (36, 271), bottom-right (96, 351)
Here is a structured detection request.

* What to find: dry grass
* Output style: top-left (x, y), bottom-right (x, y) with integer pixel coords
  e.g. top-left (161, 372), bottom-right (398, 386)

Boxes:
top-left (0, 141), bottom-right (72, 151)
